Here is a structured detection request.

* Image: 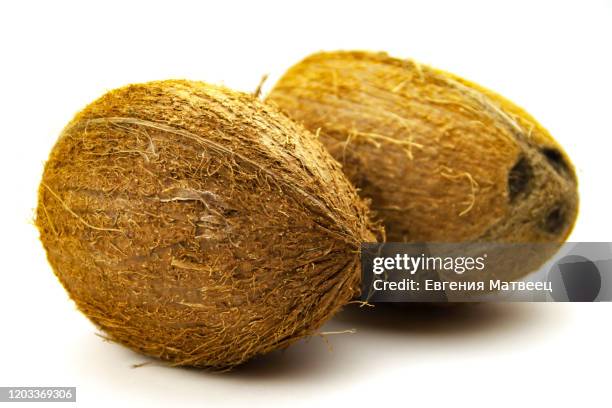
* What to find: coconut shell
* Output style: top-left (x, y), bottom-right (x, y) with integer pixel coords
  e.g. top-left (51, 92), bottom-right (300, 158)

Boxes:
top-left (36, 80), bottom-right (375, 368)
top-left (267, 51), bottom-right (579, 250)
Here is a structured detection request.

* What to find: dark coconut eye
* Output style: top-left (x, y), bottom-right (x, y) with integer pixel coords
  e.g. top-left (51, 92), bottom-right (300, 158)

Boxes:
top-left (508, 155), bottom-right (532, 202)
top-left (543, 205), bottom-right (566, 234)
top-left (541, 147), bottom-right (570, 176)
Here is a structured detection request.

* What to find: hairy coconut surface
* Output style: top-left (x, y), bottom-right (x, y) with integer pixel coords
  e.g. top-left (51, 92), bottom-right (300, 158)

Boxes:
top-left (267, 51), bottom-right (579, 251)
top-left (36, 80), bottom-right (375, 368)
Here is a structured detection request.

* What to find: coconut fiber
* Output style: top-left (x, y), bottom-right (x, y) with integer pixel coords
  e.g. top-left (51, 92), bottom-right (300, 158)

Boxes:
top-left (36, 80), bottom-right (375, 368)
top-left (267, 51), bottom-right (579, 259)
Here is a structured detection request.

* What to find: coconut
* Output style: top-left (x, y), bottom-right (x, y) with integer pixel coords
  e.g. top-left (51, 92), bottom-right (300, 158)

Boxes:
top-left (36, 80), bottom-right (375, 368)
top-left (266, 51), bottom-right (579, 281)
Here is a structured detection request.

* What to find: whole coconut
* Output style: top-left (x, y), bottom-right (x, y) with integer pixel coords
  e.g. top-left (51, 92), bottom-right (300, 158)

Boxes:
top-left (36, 80), bottom-right (374, 368)
top-left (267, 51), bottom-right (579, 249)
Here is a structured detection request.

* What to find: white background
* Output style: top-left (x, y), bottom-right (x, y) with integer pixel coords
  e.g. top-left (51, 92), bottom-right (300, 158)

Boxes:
top-left (1, 0), bottom-right (611, 407)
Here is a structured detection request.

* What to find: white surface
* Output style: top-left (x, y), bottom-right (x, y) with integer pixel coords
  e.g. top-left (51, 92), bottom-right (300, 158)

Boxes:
top-left (0, 0), bottom-right (611, 407)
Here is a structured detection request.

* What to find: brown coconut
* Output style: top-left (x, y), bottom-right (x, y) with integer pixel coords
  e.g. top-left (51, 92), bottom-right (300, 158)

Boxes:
top-left (267, 51), bottom-right (579, 281)
top-left (36, 80), bottom-right (375, 368)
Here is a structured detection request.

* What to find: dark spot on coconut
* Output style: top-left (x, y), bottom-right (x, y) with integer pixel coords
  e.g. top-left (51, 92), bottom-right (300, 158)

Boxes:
top-left (508, 155), bottom-right (532, 202)
top-left (223, 208), bottom-right (239, 217)
top-left (543, 205), bottom-right (566, 234)
top-left (541, 147), bottom-right (570, 176)
top-left (349, 163), bottom-right (385, 202)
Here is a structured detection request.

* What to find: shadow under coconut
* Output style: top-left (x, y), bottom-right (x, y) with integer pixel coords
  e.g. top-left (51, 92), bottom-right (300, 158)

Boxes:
top-left (72, 302), bottom-right (566, 389)
top-left (196, 336), bottom-right (338, 380)
top-left (225, 302), bottom-right (563, 381)
top-left (331, 302), bottom-right (537, 336)
top-left (71, 326), bottom-right (337, 387)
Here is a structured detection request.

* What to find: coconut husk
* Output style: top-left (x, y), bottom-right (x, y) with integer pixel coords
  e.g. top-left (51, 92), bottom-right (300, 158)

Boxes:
top-left (36, 79), bottom-right (375, 368)
top-left (266, 51), bottom-right (579, 281)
